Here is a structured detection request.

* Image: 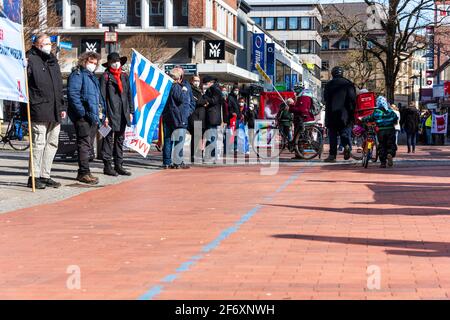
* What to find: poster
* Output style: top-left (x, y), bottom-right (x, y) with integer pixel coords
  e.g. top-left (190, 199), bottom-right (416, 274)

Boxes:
top-left (431, 113), bottom-right (448, 134)
top-left (254, 119), bottom-right (277, 148)
top-left (0, 0), bottom-right (27, 102)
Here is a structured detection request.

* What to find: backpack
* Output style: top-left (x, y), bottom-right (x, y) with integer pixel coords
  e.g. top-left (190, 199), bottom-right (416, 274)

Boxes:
top-left (310, 96), bottom-right (322, 116)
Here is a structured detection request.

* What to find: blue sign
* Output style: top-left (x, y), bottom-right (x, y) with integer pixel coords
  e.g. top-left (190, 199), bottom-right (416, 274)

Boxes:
top-left (284, 74), bottom-right (298, 91)
top-left (97, 0), bottom-right (127, 25)
top-left (252, 33), bottom-right (265, 72)
top-left (59, 41), bottom-right (73, 50)
top-left (31, 35), bottom-right (58, 43)
top-left (266, 43), bottom-right (275, 76)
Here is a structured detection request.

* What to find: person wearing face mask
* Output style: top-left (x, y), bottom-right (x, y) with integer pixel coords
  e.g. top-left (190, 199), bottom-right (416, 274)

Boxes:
top-left (67, 51), bottom-right (106, 184)
top-left (99, 53), bottom-right (133, 176)
top-left (26, 33), bottom-right (65, 189)
top-left (188, 75), bottom-right (208, 162)
top-left (224, 85), bottom-right (241, 155)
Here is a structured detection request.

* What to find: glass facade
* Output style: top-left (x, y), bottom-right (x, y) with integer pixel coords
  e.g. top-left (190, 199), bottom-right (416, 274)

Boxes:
top-left (286, 40), bottom-right (320, 54)
top-left (253, 16), bottom-right (320, 31)
top-left (264, 17), bottom-right (275, 30)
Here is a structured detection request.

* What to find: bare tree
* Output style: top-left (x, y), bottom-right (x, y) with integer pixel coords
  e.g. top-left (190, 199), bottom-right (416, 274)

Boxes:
top-left (329, 0), bottom-right (437, 103)
top-left (120, 35), bottom-right (170, 66)
top-left (23, 0), bottom-right (62, 51)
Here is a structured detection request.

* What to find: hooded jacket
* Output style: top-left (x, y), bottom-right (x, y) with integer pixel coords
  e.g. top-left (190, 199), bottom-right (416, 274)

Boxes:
top-left (324, 76), bottom-right (357, 129)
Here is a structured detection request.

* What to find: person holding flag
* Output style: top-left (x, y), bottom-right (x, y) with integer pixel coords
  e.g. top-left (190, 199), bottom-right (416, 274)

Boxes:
top-left (100, 52), bottom-right (133, 176)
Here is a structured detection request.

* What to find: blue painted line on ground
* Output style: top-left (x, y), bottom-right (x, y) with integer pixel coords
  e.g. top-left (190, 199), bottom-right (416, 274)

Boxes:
top-left (137, 168), bottom-right (305, 300)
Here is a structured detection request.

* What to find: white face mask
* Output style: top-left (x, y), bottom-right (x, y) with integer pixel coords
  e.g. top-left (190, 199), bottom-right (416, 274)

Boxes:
top-left (192, 81), bottom-right (200, 88)
top-left (40, 44), bottom-right (52, 55)
top-left (110, 62), bottom-right (121, 69)
top-left (233, 90), bottom-right (239, 96)
top-left (86, 63), bottom-right (97, 73)
top-left (239, 103), bottom-right (245, 107)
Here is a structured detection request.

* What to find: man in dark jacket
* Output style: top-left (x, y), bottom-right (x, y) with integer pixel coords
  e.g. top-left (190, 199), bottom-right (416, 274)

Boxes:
top-left (67, 51), bottom-right (104, 184)
top-left (323, 66), bottom-right (357, 162)
top-left (100, 52), bottom-right (133, 176)
top-left (162, 67), bottom-right (191, 169)
top-left (400, 103), bottom-right (421, 153)
top-left (225, 85), bottom-right (241, 154)
top-left (188, 75), bottom-right (207, 163)
top-left (26, 33), bottom-right (64, 189)
top-left (202, 76), bottom-right (223, 162)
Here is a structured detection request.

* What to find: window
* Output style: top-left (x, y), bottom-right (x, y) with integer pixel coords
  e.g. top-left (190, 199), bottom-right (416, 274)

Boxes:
top-left (135, 0), bottom-right (141, 17)
top-left (288, 17), bottom-right (298, 30)
top-left (287, 41), bottom-right (298, 53)
top-left (174, 0), bottom-right (188, 26)
top-left (322, 60), bottom-right (329, 71)
top-left (300, 40), bottom-right (311, 53)
top-left (238, 23), bottom-right (245, 46)
top-left (70, 0), bottom-right (86, 27)
top-left (322, 38), bottom-right (329, 50)
top-left (253, 17), bottom-right (262, 26)
top-left (300, 17), bottom-right (311, 30)
top-left (338, 39), bottom-right (349, 49)
top-left (276, 17), bottom-right (286, 30)
top-left (149, 0), bottom-right (164, 25)
top-left (265, 17), bottom-right (275, 30)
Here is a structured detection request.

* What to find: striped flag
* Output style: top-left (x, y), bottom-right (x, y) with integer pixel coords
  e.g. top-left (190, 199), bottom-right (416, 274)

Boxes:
top-left (127, 49), bottom-right (173, 157)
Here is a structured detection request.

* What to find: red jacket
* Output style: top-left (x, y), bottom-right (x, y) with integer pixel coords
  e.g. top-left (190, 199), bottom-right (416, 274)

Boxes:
top-left (290, 95), bottom-right (314, 122)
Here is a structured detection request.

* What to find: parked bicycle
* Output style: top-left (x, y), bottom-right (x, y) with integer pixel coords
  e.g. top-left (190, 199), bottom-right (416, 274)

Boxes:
top-left (360, 122), bottom-right (378, 168)
top-left (0, 110), bottom-right (30, 151)
top-left (252, 119), bottom-right (323, 160)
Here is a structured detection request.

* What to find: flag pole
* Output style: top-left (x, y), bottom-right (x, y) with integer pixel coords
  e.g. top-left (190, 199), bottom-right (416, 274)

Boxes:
top-left (21, 6), bottom-right (35, 192)
top-left (255, 63), bottom-right (287, 106)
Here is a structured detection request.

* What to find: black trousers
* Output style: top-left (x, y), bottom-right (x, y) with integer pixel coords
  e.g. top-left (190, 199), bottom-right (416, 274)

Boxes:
top-left (377, 128), bottom-right (397, 163)
top-left (101, 125), bottom-right (126, 166)
top-left (328, 125), bottom-right (351, 157)
top-left (75, 119), bottom-right (97, 175)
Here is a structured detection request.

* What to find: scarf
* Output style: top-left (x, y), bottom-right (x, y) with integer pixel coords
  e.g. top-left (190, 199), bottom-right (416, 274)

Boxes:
top-left (109, 67), bottom-right (123, 94)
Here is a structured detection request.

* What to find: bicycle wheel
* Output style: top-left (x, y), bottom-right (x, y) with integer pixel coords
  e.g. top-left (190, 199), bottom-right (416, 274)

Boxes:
top-left (295, 125), bottom-right (323, 160)
top-left (351, 134), bottom-right (365, 160)
top-left (8, 120), bottom-right (30, 151)
top-left (252, 126), bottom-right (285, 160)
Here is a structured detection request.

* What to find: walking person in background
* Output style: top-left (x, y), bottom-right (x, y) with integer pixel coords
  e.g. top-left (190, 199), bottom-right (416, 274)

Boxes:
top-left (67, 51), bottom-right (104, 184)
top-left (400, 102), bottom-right (420, 153)
top-left (100, 52), bottom-right (133, 177)
top-left (226, 85), bottom-right (241, 154)
top-left (323, 66), bottom-right (357, 162)
top-left (162, 68), bottom-right (191, 169)
top-left (391, 104), bottom-right (401, 145)
top-left (245, 102), bottom-right (258, 147)
top-left (424, 110), bottom-right (433, 145)
top-left (26, 33), bottom-right (65, 189)
top-left (188, 75), bottom-right (207, 162)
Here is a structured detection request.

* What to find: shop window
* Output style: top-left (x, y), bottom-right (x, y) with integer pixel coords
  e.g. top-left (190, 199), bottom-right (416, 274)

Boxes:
top-left (265, 17), bottom-right (275, 30)
top-left (288, 17), bottom-right (298, 30)
top-left (174, 0), bottom-right (188, 26)
top-left (127, 0), bottom-right (141, 26)
top-left (276, 17), bottom-right (286, 30)
top-left (150, 0), bottom-right (164, 26)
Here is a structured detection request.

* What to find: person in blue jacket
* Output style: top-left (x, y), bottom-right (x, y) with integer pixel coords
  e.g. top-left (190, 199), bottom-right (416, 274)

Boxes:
top-left (162, 67), bottom-right (191, 169)
top-left (67, 51), bottom-right (106, 184)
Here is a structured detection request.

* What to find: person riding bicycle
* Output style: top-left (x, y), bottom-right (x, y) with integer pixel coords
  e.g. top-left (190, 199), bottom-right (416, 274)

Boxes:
top-left (361, 96), bottom-right (398, 168)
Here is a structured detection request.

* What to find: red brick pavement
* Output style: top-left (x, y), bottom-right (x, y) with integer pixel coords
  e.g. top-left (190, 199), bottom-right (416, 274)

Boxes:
top-left (1, 146), bottom-right (450, 299)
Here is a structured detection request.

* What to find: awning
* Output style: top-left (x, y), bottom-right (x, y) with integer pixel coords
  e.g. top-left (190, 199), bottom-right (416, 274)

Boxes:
top-left (197, 63), bottom-right (260, 83)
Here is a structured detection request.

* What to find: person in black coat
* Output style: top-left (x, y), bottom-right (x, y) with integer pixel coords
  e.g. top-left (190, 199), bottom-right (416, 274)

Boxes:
top-left (100, 52), bottom-right (133, 176)
top-left (188, 75), bottom-right (207, 162)
top-left (400, 103), bottom-right (421, 153)
top-left (225, 85), bottom-right (241, 154)
top-left (202, 76), bottom-right (223, 161)
top-left (323, 66), bottom-right (357, 162)
top-left (26, 33), bottom-right (64, 189)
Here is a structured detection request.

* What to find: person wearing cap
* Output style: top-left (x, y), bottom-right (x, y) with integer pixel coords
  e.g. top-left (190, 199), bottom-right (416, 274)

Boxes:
top-left (100, 52), bottom-right (133, 176)
top-left (323, 66), bottom-right (357, 162)
top-left (202, 75), bottom-right (223, 162)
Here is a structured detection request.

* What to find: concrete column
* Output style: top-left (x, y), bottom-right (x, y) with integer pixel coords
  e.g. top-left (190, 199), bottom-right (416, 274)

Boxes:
top-left (62, 0), bottom-right (71, 28)
top-left (142, 0), bottom-right (150, 28)
top-left (165, 0), bottom-right (173, 28)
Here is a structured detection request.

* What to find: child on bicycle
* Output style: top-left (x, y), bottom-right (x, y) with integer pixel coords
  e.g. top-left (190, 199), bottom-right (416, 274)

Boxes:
top-left (361, 96), bottom-right (399, 168)
top-left (277, 100), bottom-right (294, 142)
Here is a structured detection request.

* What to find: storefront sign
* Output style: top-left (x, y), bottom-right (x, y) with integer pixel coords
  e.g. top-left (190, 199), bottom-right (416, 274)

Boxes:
top-left (266, 43), bottom-right (275, 76)
top-left (81, 39), bottom-right (102, 53)
top-left (433, 84), bottom-right (444, 98)
top-left (164, 64), bottom-right (197, 76)
top-left (252, 33), bottom-right (265, 72)
top-left (204, 40), bottom-right (225, 60)
top-left (97, 0), bottom-right (127, 25)
top-left (425, 26), bottom-right (435, 71)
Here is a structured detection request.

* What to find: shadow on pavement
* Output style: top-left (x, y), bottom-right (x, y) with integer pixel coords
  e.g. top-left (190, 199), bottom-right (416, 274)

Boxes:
top-left (271, 234), bottom-right (450, 258)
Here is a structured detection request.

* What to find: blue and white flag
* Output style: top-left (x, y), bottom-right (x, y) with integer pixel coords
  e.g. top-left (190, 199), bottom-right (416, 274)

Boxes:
top-left (126, 49), bottom-right (173, 157)
top-left (0, 0), bottom-right (27, 102)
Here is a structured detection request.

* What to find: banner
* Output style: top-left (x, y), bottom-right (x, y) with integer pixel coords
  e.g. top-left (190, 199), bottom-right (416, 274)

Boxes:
top-left (266, 43), bottom-right (275, 76)
top-left (431, 113), bottom-right (448, 134)
top-left (251, 33), bottom-right (265, 72)
top-left (0, 0), bottom-right (27, 102)
top-left (129, 49), bottom-right (173, 157)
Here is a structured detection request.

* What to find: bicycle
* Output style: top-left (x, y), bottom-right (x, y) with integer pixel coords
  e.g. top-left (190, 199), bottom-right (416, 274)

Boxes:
top-left (0, 110), bottom-right (30, 151)
top-left (252, 119), bottom-right (323, 160)
top-left (361, 122), bottom-right (378, 168)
